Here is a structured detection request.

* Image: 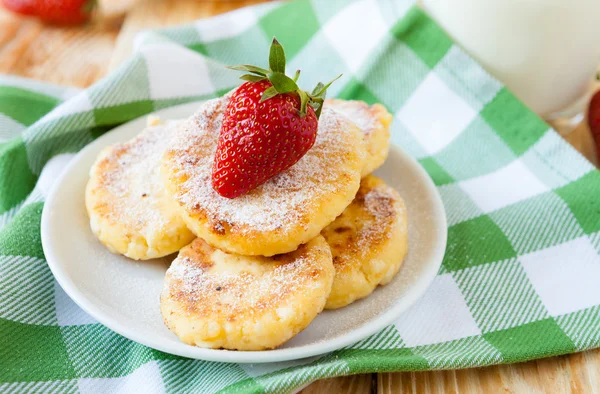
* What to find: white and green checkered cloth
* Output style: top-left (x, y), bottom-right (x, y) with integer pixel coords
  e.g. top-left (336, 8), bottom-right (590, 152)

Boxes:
top-left (2, 0), bottom-right (600, 392)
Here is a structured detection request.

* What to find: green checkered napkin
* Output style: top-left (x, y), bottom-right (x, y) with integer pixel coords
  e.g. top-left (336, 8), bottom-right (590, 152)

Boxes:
top-left (2, 0), bottom-right (600, 392)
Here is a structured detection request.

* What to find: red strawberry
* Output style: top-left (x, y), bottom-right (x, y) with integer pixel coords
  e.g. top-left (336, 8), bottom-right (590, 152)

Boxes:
top-left (212, 38), bottom-right (341, 198)
top-left (34, 0), bottom-right (94, 24)
top-left (2, 0), bottom-right (95, 24)
top-left (589, 90), bottom-right (600, 157)
top-left (2, 0), bottom-right (36, 15)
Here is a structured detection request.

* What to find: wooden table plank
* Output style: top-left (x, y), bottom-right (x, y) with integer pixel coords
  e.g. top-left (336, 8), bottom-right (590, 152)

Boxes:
top-left (107, 0), bottom-right (270, 72)
top-left (378, 350), bottom-right (600, 394)
top-left (0, 2), bottom-right (131, 87)
top-left (1, 0), bottom-right (598, 393)
top-left (301, 374), bottom-right (373, 394)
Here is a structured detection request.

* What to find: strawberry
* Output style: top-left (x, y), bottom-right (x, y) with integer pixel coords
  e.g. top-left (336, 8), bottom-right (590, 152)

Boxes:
top-left (2, 0), bottom-right (95, 24)
top-left (212, 38), bottom-right (341, 198)
top-left (35, 0), bottom-right (94, 24)
top-left (1, 0), bottom-right (36, 15)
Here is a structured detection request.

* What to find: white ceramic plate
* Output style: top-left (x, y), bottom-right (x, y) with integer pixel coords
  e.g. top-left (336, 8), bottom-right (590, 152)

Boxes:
top-left (41, 101), bottom-right (447, 364)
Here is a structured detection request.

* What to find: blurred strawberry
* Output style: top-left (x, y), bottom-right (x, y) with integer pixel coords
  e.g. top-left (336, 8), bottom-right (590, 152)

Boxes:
top-left (1, 0), bottom-right (36, 15)
top-left (34, 0), bottom-right (94, 24)
top-left (588, 90), bottom-right (600, 160)
top-left (2, 0), bottom-right (95, 24)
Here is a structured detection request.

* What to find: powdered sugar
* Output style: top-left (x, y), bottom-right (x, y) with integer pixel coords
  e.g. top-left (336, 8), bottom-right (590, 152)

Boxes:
top-left (325, 99), bottom-right (378, 136)
top-left (167, 256), bottom-right (305, 312)
top-left (166, 96), bottom-right (364, 233)
top-left (164, 239), bottom-right (330, 315)
top-left (97, 120), bottom-right (182, 233)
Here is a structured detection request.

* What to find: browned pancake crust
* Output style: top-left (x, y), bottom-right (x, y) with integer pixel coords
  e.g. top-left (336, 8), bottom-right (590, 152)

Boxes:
top-left (322, 175), bottom-right (408, 309)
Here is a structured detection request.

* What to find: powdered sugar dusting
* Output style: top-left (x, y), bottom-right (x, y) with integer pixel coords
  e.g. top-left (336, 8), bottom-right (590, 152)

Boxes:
top-left (166, 96), bottom-right (364, 233)
top-left (96, 120), bottom-right (182, 233)
top-left (164, 239), bottom-right (331, 316)
top-left (167, 257), bottom-right (305, 314)
top-left (325, 99), bottom-right (378, 136)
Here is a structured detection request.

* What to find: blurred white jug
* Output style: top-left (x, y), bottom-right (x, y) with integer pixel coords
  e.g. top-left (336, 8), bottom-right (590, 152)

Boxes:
top-left (423, 0), bottom-right (600, 119)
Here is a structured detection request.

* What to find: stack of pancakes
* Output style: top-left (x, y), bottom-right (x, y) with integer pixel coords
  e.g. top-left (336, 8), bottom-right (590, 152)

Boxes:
top-left (86, 95), bottom-right (408, 350)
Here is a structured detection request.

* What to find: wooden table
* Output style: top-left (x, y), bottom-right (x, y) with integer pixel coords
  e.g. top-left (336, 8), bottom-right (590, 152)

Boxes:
top-left (2, 0), bottom-right (598, 392)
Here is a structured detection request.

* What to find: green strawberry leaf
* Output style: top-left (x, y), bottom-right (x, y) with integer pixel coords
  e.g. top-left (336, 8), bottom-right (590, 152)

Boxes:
top-left (314, 103), bottom-right (324, 118)
top-left (269, 38), bottom-right (286, 74)
top-left (226, 38), bottom-right (342, 119)
top-left (309, 97), bottom-right (324, 118)
top-left (269, 72), bottom-right (299, 94)
top-left (312, 74), bottom-right (342, 98)
top-left (311, 82), bottom-right (325, 96)
top-left (260, 86), bottom-right (279, 102)
top-left (227, 65), bottom-right (270, 76)
top-left (240, 74), bottom-right (267, 82)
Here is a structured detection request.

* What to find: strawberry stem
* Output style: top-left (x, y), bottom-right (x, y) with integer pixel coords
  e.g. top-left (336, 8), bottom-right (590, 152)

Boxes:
top-left (227, 37), bottom-right (341, 119)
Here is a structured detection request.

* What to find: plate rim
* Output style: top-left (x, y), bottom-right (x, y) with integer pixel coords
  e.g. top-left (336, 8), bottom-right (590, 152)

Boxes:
top-left (41, 101), bottom-right (447, 363)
